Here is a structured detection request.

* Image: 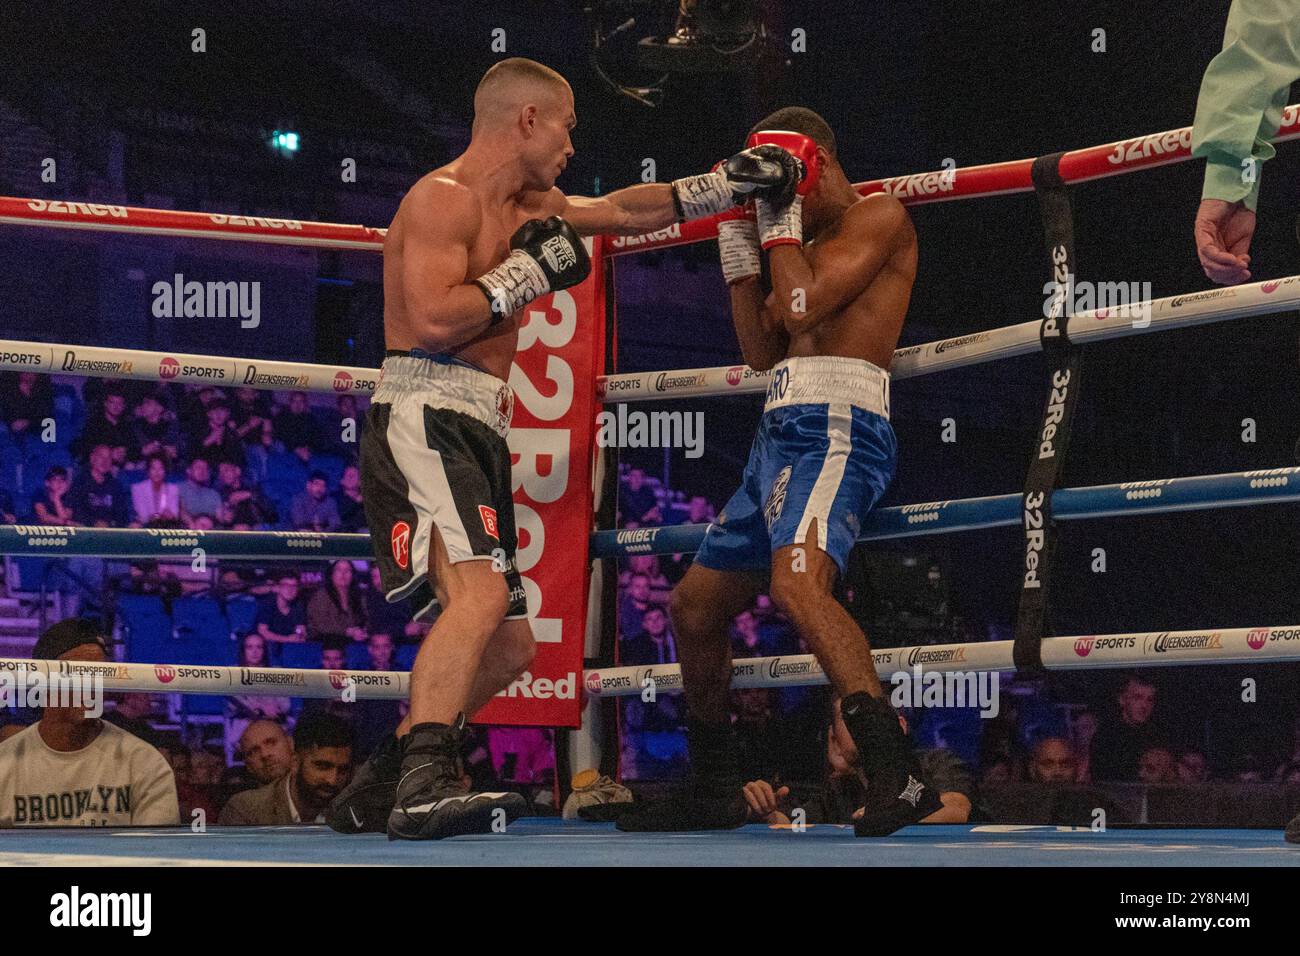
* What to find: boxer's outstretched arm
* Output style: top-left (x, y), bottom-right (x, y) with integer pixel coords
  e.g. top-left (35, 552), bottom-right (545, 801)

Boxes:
top-left (767, 195), bottom-right (912, 336)
top-left (545, 185), bottom-right (679, 236)
top-left (729, 277), bottom-right (788, 372)
top-left (402, 181), bottom-right (496, 351)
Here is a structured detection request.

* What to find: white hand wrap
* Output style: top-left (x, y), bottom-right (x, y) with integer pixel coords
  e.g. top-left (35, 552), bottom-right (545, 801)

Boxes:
top-left (474, 249), bottom-right (551, 319)
top-left (672, 171), bottom-right (738, 221)
top-left (717, 217), bottom-right (762, 285)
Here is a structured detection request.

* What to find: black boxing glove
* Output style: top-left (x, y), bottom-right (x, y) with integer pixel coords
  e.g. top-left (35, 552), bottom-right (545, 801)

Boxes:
top-left (723, 144), bottom-right (804, 209)
top-left (473, 216), bottom-right (591, 322)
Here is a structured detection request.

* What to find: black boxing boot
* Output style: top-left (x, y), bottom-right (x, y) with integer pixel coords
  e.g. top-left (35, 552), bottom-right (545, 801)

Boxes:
top-left (839, 691), bottom-right (942, 837)
top-left (615, 718), bottom-right (748, 832)
top-left (327, 731), bottom-right (402, 833)
top-left (387, 715), bottom-right (527, 841)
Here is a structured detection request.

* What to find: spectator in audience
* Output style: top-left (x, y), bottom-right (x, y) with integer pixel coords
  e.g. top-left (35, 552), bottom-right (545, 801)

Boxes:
top-left (33, 466), bottom-right (76, 525)
top-left (218, 712), bottom-right (353, 825)
top-left (275, 391), bottom-right (322, 462)
top-left (366, 632), bottom-right (396, 672)
top-left (76, 386), bottom-right (135, 465)
top-left (0, 488), bottom-right (16, 524)
top-left (68, 445), bottom-right (130, 527)
top-left (230, 387), bottom-right (273, 446)
top-left (1090, 675), bottom-right (1167, 782)
top-left (622, 607), bottom-right (677, 665)
top-left (620, 554), bottom-right (671, 597)
top-left (132, 392), bottom-right (180, 466)
top-left (731, 609), bottom-right (770, 658)
top-left (237, 720), bottom-right (295, 786)
top-left (216, 459), bottom-right (276, 529)
top-left (3, 371), bottom-right (53, 447)
top-left (619, 573), bottom-right (655, 638)
top-left (255, 572), bottom-right (308, 646)
top-left (363, 564), bottom-right (425, 642)
top-left (321, 645), bottom-right (346, 670)
top-left (1028, 737), bottom-right (1079, 784)
top-left (335, 464), bottom-right (366, 532)
top-left (103, 693), bottom-right (166, 748)
top-left (307, 560), bottom-right (368, 645)
top-left (1070, 709), bottom-right (1098, 783)
top-left (191, 400), bottom-right (244, 467)
top-left (1137, 746), bottom-right (1177, 785)
top-left (677, 495), bottom-right (713, 526)
top-left (619, 468), bottom-right (660, 526)
top-left (1177, 749), bottom-right (1211, 783)
top-left (291, 471), bottom-right (340, 532)
top-left (741, 699), bottom-right (973, 825)
top-left (176, 385), bottom-right (221, 446)
top-left (225, 633), bottom-right (293, 759)
top-left (178, 457), bottom-right (223, 527)
top-left (0, 618), bottom-right (179, 827)
top-left (131, 453), bottom-right (180, 526)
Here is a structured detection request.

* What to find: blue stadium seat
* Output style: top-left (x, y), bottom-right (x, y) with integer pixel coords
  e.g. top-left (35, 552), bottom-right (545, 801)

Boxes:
top-left (173, 635), bottom-right (237, 667)
top-left (224, 595), bottom-right (259, 635)
top-left (116, 594), bottom-right (173, 663)
top-left (173, 595), bottom-right (230, 643)
top-left (181, 695), bottom-right (227, 717)
top-left (279, 642), bottom-right (323, 670)
top-left (9, 557), bottom-right (54, 592)
top-left (345, 643), bottom-right (370, 669)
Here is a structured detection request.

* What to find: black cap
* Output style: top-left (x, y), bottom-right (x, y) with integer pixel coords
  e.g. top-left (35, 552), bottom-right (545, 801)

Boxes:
top-left (33, 618), bottom-right (108, 662)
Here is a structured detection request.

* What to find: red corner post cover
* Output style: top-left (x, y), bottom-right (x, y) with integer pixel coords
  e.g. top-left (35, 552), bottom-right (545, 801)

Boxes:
top-left (472, 237), bottom-right (605, 727)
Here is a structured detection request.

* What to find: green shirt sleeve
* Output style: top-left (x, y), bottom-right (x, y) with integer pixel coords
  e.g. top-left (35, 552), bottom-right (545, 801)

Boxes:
top-left (1191, 0), bottom-right (1300, 210)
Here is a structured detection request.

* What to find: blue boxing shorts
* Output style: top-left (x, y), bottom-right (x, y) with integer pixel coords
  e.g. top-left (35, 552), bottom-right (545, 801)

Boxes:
top-left (694, 355), bottom-right (894, 576)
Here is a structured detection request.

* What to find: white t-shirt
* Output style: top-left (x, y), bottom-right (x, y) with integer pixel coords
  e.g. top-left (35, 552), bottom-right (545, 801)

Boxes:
top-left (0, 721), bottom-right (180, 827)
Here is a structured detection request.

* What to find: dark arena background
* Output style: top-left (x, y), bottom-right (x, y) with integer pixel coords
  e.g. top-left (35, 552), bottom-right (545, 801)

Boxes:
top-left (0, 0), bottom-right (1297, 910)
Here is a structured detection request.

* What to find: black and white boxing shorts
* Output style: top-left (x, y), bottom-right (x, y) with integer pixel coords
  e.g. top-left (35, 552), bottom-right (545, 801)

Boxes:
top-left (360, 351), bottom-right (527, 621)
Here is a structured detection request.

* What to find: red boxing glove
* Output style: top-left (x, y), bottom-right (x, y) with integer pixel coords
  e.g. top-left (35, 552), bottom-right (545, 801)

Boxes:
top-left (746, 130), bottom-right (821, 196)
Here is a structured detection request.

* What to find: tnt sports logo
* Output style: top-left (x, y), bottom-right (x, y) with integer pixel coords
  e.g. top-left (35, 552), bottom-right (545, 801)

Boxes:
top-left (1247, 629), bottom-right (1269, 650)
top-left (155, 665), bottom-right (176, 683)
top-left (1073, 636), bottom-right (1135, 657)
top-left (333, 370), bottom-right (353, 392)
top-left (328, 671), bottom-right (351, 691)
top-left (1074, 637), bottom-right (1095, 658)
top-left (726, 366), bottom-right (744, 386)
top-left (391, 521), bottom-right (411, 569)
top-left (585, 672), bottom-right (602, 694)
top-left (479, 505), bottom-right (499, 539)
top-left (763, 466), bottom-right (792, 531)
top-left (159, 357), bottom-right (181, 380)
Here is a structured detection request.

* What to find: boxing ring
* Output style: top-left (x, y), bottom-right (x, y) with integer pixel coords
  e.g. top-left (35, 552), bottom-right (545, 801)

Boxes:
top-left (4, 104), bottom-right (1300, 863)
top-left (2, 821), bottom-right (1295, 867)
